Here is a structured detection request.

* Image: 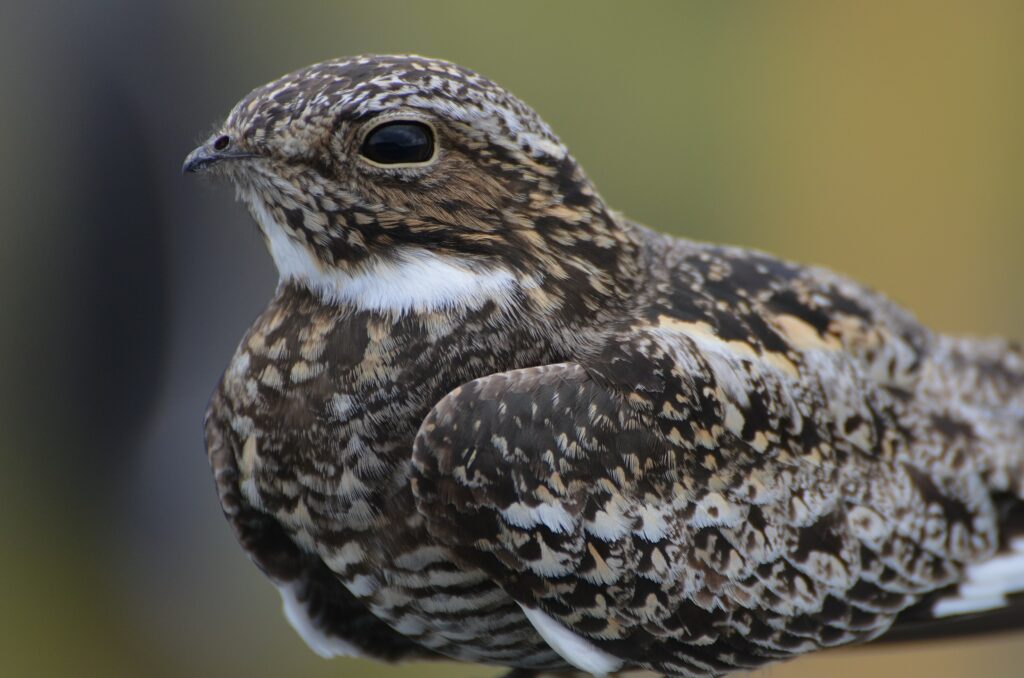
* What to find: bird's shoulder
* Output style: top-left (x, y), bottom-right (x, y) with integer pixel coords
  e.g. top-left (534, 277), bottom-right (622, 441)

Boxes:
top-left (630, 229), bottom-right (933, 394)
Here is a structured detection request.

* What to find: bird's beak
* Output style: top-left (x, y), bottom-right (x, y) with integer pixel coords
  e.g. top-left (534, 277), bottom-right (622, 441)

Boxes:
top-left (182, 140), bottom-right (257, 174)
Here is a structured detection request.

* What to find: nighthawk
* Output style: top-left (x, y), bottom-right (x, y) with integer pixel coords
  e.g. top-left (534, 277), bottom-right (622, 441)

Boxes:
top-left (184, 55), bottom-right (1024, 677)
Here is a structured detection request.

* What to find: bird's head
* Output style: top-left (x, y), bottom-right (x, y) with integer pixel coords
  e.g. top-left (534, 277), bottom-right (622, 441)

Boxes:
top-left (185, 55), bottom-right (640, 318)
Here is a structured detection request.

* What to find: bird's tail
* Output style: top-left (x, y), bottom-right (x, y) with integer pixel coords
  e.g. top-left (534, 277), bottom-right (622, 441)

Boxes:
top-left (879, 335), bottom-right (1024, 643)
top-left (936, 335), bottom-right (1024, 497)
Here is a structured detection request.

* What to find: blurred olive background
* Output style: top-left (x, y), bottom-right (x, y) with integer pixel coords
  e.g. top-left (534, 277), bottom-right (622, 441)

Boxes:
top-left (2, 1), bottom-right (1022, 677)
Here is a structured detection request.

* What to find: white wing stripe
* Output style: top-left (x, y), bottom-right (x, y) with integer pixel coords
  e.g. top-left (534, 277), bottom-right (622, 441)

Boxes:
top-left (933, 538), bottom-right (1024, 618)
top-left (279, 582), bottom-right (364, 658)
top-left (519, 604), bottom-right (624, 676)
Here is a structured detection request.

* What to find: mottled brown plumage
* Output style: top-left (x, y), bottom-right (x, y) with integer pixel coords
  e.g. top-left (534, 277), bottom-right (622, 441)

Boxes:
top-left (186, 55), bottom-right (1024, 676)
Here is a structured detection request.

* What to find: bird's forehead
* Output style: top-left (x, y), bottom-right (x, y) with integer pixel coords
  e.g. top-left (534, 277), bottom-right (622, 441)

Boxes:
top-left (226, 55), bottom-right (565, 159)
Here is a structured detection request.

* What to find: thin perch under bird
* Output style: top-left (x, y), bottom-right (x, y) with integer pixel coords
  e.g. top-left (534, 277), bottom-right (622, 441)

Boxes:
top-left (184, 55), bottom-right (1024, 677)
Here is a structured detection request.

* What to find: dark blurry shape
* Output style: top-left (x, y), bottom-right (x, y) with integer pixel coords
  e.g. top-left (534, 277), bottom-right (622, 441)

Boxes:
top-left (4, 32), bottom-right (172, 519)
top-left (69, 77), bottom-right (170, 459)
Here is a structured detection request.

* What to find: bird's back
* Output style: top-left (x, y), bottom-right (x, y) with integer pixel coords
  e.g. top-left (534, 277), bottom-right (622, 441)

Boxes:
top-left (637, 227), bottom-right (1024, 637)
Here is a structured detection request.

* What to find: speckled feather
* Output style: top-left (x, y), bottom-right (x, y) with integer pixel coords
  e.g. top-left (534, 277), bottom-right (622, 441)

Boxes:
top-left (193, 55), bottom-right (1024, 676)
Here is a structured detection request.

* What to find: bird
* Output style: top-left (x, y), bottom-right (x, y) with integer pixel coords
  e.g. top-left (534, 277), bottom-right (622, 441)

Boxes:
top-left (184, 55), bottom-right (1024, 677)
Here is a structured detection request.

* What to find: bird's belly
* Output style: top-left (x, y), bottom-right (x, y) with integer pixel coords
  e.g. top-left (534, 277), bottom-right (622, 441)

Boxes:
top-left (319, 530), bottom-right (566, 668)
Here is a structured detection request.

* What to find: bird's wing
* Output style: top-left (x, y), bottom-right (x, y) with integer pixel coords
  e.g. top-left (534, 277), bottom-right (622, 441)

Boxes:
top-left (205, 392), bottom-right (433, 661)
top-left (410, 322), bottom-right (1007, 675)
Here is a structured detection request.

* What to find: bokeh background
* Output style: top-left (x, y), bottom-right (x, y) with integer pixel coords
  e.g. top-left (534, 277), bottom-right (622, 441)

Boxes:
top-left (2, 1), bottom-right (1022, 677)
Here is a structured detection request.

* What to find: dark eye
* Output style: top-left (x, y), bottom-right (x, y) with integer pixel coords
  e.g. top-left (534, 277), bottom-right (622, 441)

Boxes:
top-left (360, 121), bottom-right (435, 165)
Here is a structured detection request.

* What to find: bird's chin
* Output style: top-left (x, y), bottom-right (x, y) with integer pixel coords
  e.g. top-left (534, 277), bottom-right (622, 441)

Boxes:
top-left (186, 167), bottom-right (233, 186)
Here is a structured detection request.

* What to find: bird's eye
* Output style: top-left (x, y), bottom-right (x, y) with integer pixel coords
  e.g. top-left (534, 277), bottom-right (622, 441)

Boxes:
top-left (360, 121), bottom-right (435, 166)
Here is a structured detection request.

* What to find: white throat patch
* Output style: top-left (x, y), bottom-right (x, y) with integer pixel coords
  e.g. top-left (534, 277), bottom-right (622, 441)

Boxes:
top-left (249, 198), bottom-right (519, 315)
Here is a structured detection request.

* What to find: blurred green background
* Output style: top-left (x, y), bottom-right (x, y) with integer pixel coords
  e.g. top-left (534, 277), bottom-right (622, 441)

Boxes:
top-left (1, 1), bottom-right (1022, 677)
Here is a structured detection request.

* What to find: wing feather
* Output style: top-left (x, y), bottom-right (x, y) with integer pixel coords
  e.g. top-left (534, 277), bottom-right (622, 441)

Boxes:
top-left (411, 321), bottom-right (1008, 674)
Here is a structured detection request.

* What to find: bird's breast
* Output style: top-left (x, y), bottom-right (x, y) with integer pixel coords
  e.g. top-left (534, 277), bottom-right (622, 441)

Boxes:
top-left (213, 290), bottom-right (573, 666)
